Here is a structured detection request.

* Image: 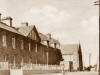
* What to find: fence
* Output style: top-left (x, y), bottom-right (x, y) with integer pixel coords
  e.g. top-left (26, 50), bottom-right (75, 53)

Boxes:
top-left (19, 64), bottom-right (63, 70)
top-left (0, 62), bottom-right (9, 70)
top-left (0, 62), bottom-right (63, 70)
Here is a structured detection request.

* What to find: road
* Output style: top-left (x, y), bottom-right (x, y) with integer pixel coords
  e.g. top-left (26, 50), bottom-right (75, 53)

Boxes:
top-left (64, 72), bottom-right (98, 75)
top-left (34, 72), bottom-right (98, 75)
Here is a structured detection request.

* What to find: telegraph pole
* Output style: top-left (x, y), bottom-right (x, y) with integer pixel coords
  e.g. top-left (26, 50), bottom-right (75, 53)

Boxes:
top-left (35, 43), bottom-right (38, 64)
top-left (94, 0), bottom-right (100, 75)
top-left (89, 53), bottom-right (91, 67)
top-left (99, 0), bottom-right (100, 75)
top-left (0, 13), bottom-right (1, 22)
top-left (47, 41), bottom-right (49, 65)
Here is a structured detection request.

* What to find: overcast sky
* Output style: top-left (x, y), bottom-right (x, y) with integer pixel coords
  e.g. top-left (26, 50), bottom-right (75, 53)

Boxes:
top-left (0, 0), bottom-right (99, 66)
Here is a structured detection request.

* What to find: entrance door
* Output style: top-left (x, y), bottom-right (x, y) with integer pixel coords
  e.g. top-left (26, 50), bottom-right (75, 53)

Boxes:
top-left (69, 61), bottom-right (73, 72)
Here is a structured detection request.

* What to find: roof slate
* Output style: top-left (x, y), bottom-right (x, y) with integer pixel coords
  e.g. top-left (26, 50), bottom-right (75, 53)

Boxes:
top-left (61, 44), bottom-right (79, 55)
top-left (39, 32), bottom-right (60, 44)
top-left (18, 25), bottom-right (34, 36)
top-left (0, 22), bottom-right (22, 35)
top-left (0, 22), bottom-right (60, 45)
top-left (50, 38), bottom-right (60, 44)
top-left (39, 33), bottom-right (48, 41)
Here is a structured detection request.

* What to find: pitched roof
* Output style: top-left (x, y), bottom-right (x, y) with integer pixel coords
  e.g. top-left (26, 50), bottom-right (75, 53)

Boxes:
top-left (39, 33), bottom-right (48, 41)
top-left (49, 38), bottom-right (60, 44)
top-left (61, 44), bottom-right (79, 55)
top-left (18, 25), bottom-right (34, 36)
top-left (39, 32), bottom-right (60, 44)
top-left (0, 22), bottom-right (22, 35)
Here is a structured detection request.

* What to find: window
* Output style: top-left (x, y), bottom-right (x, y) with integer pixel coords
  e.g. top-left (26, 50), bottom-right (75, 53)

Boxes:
top-left (4, 55), bottom-right (6, 62)
top-left (29, 57), bottom-right (31, 63)
top-left (34, 34), bottom-right (36, 40)
top-left (21, 57), bottom-right (24, 65)
top-left (2, 34), bottom-right (7, 47)
top-left (12, 55), bottom-right (16, 66)
top-left (35, 43), bottom-right (37, 53)
top-left (29, 42), bottom-right (31, 51)
top-left (12, 37), bottom-right (16, 49)
top-left (21, 40), bottom-right (24, 50)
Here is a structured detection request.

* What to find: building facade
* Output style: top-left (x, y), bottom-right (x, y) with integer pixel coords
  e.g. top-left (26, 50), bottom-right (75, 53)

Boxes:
top-left (0, 21), bottom-right (63, 68)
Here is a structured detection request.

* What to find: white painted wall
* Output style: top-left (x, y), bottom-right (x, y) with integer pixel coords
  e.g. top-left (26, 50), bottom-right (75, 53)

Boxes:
top-left (10, 69), bottom-right (23, 75)
top-left (63, 52), bottom-right (79, 70)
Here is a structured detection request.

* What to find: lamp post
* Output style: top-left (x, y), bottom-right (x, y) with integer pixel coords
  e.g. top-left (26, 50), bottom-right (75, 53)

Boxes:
top-left (94, 1), bottom-right (100, 75)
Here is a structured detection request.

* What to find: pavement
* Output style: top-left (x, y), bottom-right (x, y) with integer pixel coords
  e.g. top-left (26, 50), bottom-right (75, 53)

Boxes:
top-left (34, 71), bottom-right (98, 75)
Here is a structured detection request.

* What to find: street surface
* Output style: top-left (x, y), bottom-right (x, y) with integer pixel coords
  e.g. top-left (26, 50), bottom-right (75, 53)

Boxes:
top-left (34, 72), bottom-right (98, 75)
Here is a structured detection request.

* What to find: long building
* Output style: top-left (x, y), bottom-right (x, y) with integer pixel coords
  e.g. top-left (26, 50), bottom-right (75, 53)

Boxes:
top-left (0, 20), bottom-right (63, 68)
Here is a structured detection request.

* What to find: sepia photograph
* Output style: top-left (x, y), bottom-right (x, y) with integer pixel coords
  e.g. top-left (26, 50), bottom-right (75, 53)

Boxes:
top-left (0, 0), bottom-right (99, 75)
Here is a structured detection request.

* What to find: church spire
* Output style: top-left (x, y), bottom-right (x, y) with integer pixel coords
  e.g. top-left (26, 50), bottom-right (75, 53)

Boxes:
top-left (78, 42), bottom-right (83, 71)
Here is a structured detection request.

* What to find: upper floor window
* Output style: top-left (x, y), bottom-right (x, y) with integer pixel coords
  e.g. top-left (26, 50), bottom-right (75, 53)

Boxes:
top-left (35, 43), bottom-right (37, 53)
top-left (2, 34), bottom-right (7, 47)
top-left (21, 40), bottom-right (24, 50)
top-left (29, 42), bottom-right (31, 51)
top-left (31, 30), bottom-right (36, 40)
top-left (34, 34), bottom-right (36, 40)
top-left (12, 37), bottom-right (16, 49)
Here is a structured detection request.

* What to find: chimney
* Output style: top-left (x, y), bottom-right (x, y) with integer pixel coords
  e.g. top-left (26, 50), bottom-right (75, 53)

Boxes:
top-left (21, 22), bottom-right (28, 26)
top-left (54, 43), bottom-right (56, 48)
top-left (1, 17), bottom-right (13, 27)
top-left (47, 40), bottom-right (49, 47)
top-left (47, 33), bottom-right (51, 40)
top-left (9, 17), bottom-right (13, 27)
top-left (0, 13), bottom-right (1, 22)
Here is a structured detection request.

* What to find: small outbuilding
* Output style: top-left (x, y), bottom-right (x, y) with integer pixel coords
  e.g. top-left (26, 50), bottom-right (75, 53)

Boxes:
top-left (61, 43), bottom-right (83, 71)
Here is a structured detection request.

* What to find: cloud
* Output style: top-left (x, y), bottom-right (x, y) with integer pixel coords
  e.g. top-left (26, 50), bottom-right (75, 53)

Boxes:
top-left (0, 0), bottom-right (98, 66)
top-left (81, 16), bottom-right (98, 34)
top-left (53, 15), bottom-right (98, 66)
top-left (19, 5), bottom-right (71, 33)
top-left (80, 16), bottom-right (99, 65)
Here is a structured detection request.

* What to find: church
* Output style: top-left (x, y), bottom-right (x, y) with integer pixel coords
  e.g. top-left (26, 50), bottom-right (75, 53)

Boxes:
top-left (61, 43), bottom-right (83, 71)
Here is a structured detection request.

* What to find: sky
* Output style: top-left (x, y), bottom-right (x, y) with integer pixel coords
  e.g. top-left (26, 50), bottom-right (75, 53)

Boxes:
top-left (0, 0), bottom-right (99, 66)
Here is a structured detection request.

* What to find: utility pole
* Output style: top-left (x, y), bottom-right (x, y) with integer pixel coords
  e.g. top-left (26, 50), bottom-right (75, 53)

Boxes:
top-left (35, 43), bottom-right (38, 65)
top-left (0, 13), bottom-right (1, 22)
top-left (47, 41), bottom-right (49, 65)
top-left (89, 53), bottom-right (91, 67)
top-left (46, 52), bottom-right (48, 65)
top-left (94, 0), bottom-right (100, 75)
